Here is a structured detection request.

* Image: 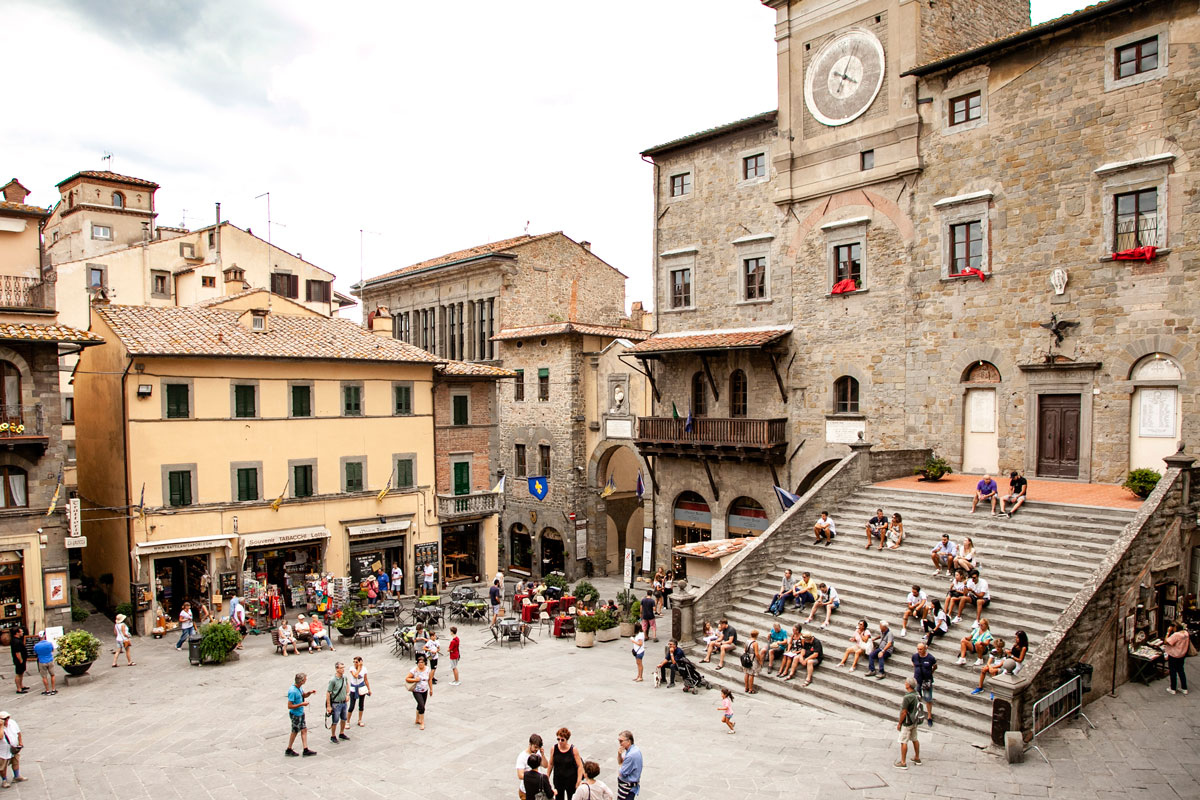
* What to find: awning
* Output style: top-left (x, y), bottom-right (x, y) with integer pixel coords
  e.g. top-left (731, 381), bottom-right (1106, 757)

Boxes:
top-left (629, 325), bottom-right (791, 356)
top-left (347, 519), bottom-right (412, 539)
top-left (239, 526), bottom-right (330, 550)
top-left (135, 534), bottom-right (234, 556)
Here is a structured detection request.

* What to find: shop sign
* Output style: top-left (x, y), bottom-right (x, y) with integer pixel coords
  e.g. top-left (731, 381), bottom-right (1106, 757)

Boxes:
top-left (351, 551), bottom-right (384, 581)
top-left (574, 519), bottom-right (587, 560)
top-left (415, 542), bottom-right (439, 566)
top-left (623, 548), bottom-right (633, 588)
top-left (347, 519), bottom-right (412, 538)
top-left (219, 572), bottom-right (237, 597)
top-left (135, 534), bottom-right (234, 555)
top-left (67, 498), bottom-right (81, 537)
top-left (64, 537), bottom-right (88, 549)
top-left (641, 527), bottom-right (653, 570)
top-left (239, 526), bottom-right (329, 549)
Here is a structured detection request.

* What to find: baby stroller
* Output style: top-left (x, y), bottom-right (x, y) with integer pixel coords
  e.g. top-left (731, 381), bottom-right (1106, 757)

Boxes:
top-left (675, 652), bottom-right (713, 694)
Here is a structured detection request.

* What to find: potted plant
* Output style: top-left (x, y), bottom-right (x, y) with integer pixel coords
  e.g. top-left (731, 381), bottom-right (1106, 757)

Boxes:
top-left (575, 610), bottom-right (601, 648)
top-left (197, 621), bottom-right (241, 664)
top-left (915, 454), bottom-right (953, 481)
top-left (594, 608), bottom-right (619, 642)
top-left (616, 589), bottom-right (638, 637)
top-left (335, 605), bottom-right (362, 638)
top-left (54, 629), bottom-right (101, 676)
top-left (1123, 468), bottom-right (1161, 499)
top-left (573, 580), bottom-right (600, 611)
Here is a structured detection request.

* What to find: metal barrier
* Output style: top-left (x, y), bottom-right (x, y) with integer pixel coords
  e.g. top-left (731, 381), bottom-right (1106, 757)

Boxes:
top-left (1028, 675), bottom-right (1096, 763)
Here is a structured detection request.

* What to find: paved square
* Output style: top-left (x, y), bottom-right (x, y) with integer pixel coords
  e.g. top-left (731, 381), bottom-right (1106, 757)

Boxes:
top-left (3, 578), bottom-right (1198, 799)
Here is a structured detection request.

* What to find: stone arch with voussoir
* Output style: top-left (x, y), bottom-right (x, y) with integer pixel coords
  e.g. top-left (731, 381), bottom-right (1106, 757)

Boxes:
top-left (949, 346), bottom-right (1013, 471)
top-left (585, 439), bottom-right (653, 577)
top-left (1115, 337), bottom-right (1193, 472)
top-left (0, 345), bottom-right (37, 407)
top-left (714, 490), bottom-right (776, 541)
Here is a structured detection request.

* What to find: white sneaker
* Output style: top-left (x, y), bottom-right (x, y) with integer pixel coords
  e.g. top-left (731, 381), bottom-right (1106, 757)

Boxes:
top-left (1183, 689), bottom-right (1189, 695)
top-left (1167, 688), bottom-right (1177, 695)
top-left (450, 681), bottom-right (461, 686)
top-left (932, 570), bottom-right (943, 577)
top-left (898, 629), bottom-right (907, 638)
top-left (951, 616), bottom-right (962, 624)
top-left (971, 620), bottom-right (980, 629)
top-left (973, 658), bottom-right (984, 666)
top-left (956, 657), bottom-right (967, 665)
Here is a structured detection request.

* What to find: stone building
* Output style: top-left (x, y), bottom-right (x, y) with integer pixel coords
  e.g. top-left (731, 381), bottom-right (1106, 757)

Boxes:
top-left (355, 233), bottom-right (652, 579)
top-left (634, 0), bottom-right (1197, 573)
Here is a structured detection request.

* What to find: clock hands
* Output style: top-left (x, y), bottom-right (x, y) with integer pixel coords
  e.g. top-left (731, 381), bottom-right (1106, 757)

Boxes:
top-left (833, 41), bottom-right (862, 98)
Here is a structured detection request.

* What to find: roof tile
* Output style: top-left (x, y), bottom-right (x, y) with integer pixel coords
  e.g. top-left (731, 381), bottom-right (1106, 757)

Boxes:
top-left (364, 232), bottom-right (560, 284)
top-left (436, 360), bottom-right (516, 378)
top-left (629, 326), bottom-right (792, 355)
top-left (56, 170), bottom-right (159, 189)
top-left (0, 322), bottom-right (102, 344)
top-left (492, 322), bottom-right (652, 342)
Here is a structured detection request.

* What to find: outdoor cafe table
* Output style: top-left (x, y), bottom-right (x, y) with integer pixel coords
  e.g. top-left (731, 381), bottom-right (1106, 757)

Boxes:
top-left (560, 595), bottom-right (576, 610)
top-left (521, 603), bottom-right (540, 623)
top-left (553, 615), bottom-right (575, 638)
top-left (545, 599), bottom-right (560, 616)
top-left (513, 592), bottom-right (529, 612)
top-left (462, 600), bottom-right (488, 622)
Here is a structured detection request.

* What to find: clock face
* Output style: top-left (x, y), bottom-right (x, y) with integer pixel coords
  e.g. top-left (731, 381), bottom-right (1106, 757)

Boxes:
top-left (804, 29), bottom-right (885, 127)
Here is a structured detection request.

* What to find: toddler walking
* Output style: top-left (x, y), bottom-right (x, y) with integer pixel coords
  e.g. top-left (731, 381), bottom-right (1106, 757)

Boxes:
top-left (718, 686), bottom-right (735, 734)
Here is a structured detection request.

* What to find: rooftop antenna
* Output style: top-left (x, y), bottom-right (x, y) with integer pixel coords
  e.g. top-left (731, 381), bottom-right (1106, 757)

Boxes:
top-left (359, 228), bottom-right (382, 287)
top-left (255, 191), bottom-right (273, 313)
top-left (524, 220), bottom-right (530, 234)
top-left (101, 151), bottom-right (113, 169)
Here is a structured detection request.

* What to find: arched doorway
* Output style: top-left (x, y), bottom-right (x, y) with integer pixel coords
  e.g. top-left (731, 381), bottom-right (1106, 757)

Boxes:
top-left (726, 497), bottom-right (768, 538)
top-left (796, 460), bottom-right (839, 497)
top-left (672, 491), bottom-right (711, 579)
top-left (1129, 354), bottom-right (1182, 471)
top-left (540, 528), bottom-right (564, 574)
top-left (595, 444), bottom-right (644, 575)
top-left (508, 523), bottom-right (532, 574)
top-left (962, 361), bottom-right (1000, 474)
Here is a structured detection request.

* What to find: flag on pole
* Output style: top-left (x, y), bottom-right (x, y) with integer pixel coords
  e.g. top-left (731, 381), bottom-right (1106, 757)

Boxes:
top-left (271, 479), bottom-right (290, 511)
top-left (671, 402), bottom-right (679, 419)
top-left (46, 469), bottom-right (64, 516)
top-left (490, 475), bottom-right (505, 495)
top-left (636, 469), bottom-right (645, 499)
top-left (684, 406), bottom-right (694, 434)
top-left (773, 485), bottom-right (801, 511)
top-left (528, 476), bottom-right (548, 501)
top-left (599, 473), bottom-right (616, 498)
top-left (137, 483), bottom-right (146, 520)
top-left (376, 467), bottom-right (394, 502)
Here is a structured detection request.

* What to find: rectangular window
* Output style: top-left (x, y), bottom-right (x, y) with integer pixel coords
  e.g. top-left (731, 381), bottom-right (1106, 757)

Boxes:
top-left (63, 396), bottom-right (74, 424)
top-left (233, 384), bottom-right (257, 418)
top-left (833, 243), bottom-right (862, 287)
top-left (88, 267), bottom-right (105, 289)
top-left (861, 150), bottom-right (874, 171)
top-left (305, 280), bottom-right (331, 303)
top-left (539, 444), bottom-right (551, 478)
top-left (236, 467), bottom-right (258, 502)
top-left (201, 275), bottom-right (216, 288)
top-left (290, 384), bottom-right (312, 417)
top-left (1115, 189), bottom-right (1157, 250)
top-left (514, 370), bottom-right (525, 401)
top-left (168, 470), bottom-right (193, 507)
top-left (91, 224), bottom-right (112, 241)
top-left (514, 444), bottom-right (527, 477)
top-left (151, 271), bottom-right (170, 298)
top-left (343, 384), bottom-right (362, 417)
top-left (394, 384), bottom-right (413, 415)
top-left (208, 232), bottom-right (215, 247)
top-left (165, 383), bottom-right (190, 418)
top-left (670, 173), bottom-right (692, 197)
top-left (949, 91), bottom-right (982, 126)
top-left (537, 368), bottom-right (549, 402)
top-left (293, 464), bottom-right (314, 498)
top-left (743, 257), bottom-right (767, 300)
top-left (1116, 36), bottom-right (1158, 79)
top-left (344, 461), bottom-right (364, 492)
top-left (452, 394), bottom-right (469, 425)
top-left (742, 153), bottom-right (766, 180)
top-left (949, 221), bottom-right (984, 273)
top-left (670, 268), bottom-right (692, 309)
top-left (270, 272), bottom-right (299, 299)
top-left (396, 458), bottom-right (414, 489)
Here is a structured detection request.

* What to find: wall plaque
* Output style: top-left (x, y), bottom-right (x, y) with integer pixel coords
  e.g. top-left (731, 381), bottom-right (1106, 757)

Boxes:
top-left (825, 418), bottom-right (865, 444)
top-left (605, 418), bottom-right (633, 439)
top-left (969, 389), bottom-right (996, 433)
top-left (1138, 388), bottom-right (1176, 438)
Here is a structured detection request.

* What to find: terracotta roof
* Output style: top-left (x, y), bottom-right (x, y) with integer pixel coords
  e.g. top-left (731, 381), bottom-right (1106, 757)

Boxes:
top-left (0, 201), bottom-right (50, 218)
top-left (436, 360), bottom-right (516, 378)
top-left (0, 322), bottom-right (102, 345)
top-left (363, 232), bottom-right (559, 285)
top-left (641, 111), bottom-right (777, 157)
top-left (492, 322), bottom-right (653, 342)
top-left (628, 325), bottom-right (792, 355)
top-left (904, 0), bottom-right (1140, 77)
top-left (56, 170), bottom-right (159, 189)
top-left (673, 538), bottom-right (751, 559)
top-left (193, 287), bottom-right (269, 307)
top-left (94, 304), bottom-right (442, 363)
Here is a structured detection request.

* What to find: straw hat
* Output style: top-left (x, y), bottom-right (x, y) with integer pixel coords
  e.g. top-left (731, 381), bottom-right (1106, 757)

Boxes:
top-left (115, 614), bottom-right (127, 624)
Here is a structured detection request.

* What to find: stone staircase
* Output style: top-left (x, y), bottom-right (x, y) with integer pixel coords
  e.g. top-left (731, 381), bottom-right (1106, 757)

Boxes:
top-left (686, 484), bottom-right (1136, 741)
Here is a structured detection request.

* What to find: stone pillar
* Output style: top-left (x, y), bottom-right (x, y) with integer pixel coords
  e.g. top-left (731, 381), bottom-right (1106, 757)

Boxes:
top-left (989, 673), bottom-right (1026, 761)
top-left (848, 438), bottom-right (874, 483)
top-left (674, 587), bottom-right (697, 644)
top-left (1163, 446), bottom-right (1196, 506)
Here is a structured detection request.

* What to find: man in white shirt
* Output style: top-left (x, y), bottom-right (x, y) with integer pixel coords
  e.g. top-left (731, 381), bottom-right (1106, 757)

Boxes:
top-left (813, 512), bottom-right (837, 545)
top-left (422, 562), bottom-right (436, 594)
top-left (930, 535), bottom-right (958, 576)
top-left (966, 569), bottom-right (991, 626)
top-left (0, 711), bottom-right (26, 787)
top-left (899, 585), bottom-right (930, 638)
top-left (515, 733), bottom-right (546, 800)
top-left (391, 564), bottom-right (403, 598)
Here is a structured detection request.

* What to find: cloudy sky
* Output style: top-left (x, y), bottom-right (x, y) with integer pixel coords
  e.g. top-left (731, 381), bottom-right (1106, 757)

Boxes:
top-left (8, 0), bottom-right (1088, 316)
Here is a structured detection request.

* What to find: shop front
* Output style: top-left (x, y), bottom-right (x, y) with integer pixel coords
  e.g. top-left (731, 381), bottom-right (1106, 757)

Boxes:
top-left (441, 522), bottom-right (481, 584)
top-left (0, 550), bottom-right (28, 633)
top-left (346, 519), bottom-right (411, 593)
top-left (509, 523), bottom-right (533, 575)
top-left (672, 491), bottom-right (712, 580)
top-left (239, 526), bottom-right (330, 612)
top-left (133, 534), bottom-right (234, 632)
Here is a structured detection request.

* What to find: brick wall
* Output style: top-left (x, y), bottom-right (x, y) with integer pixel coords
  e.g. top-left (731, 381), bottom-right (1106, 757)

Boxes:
top-left (432, 379), bottom-right (498, 494)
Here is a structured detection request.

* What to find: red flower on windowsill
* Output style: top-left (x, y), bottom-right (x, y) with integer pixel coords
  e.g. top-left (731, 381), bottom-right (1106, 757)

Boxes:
top-left (949, 268), bottom-right (988, 282)
top-left (1112, 246), bottom-right (1158, 261)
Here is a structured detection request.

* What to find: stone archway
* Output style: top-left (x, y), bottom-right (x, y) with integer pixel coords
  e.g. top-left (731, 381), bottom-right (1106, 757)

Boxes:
top-left (586, 440), bottom-right (652, 577)
top-left (796, 459), bottom-right (840, 496)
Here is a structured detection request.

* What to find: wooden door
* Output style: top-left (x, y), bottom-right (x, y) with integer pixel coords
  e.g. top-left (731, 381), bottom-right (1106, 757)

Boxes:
top-left (1037, 394), bottom-right (1081, 478)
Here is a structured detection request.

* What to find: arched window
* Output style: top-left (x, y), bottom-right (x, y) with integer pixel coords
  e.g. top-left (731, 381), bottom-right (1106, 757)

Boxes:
top-left (112, 192), bottom-right (124, 208)
top-left (0, 362), bottom-right (20, 410)
top-left (730, 370), bottom-right (748, 418)
top-left (691, 371), bottom-right (707, 417)
top-left (834, 376), bottom-right (859, 414)
top-left (0, 467), bottom-right (27, 508)
top-left (1132, 353), bottom-right (1182, 381)
top-left (962, 361), bottom-right (1001, 383)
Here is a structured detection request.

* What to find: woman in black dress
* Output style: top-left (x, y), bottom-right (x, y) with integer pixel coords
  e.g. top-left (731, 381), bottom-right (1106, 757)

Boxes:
top-left (9, 627), bottom-right (28, 693)
top-left (547, 726), bottom-right (584, 800)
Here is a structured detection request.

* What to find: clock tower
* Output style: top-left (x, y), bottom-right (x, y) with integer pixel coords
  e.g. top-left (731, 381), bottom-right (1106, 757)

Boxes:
top-left (761, 0), bottom-right (1030, 205)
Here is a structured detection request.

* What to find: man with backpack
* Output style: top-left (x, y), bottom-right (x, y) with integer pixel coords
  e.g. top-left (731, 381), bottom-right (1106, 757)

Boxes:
top-left (895, 678), bottom-right (923, 769)
top-left (911, 641), bottom-right (937, 727)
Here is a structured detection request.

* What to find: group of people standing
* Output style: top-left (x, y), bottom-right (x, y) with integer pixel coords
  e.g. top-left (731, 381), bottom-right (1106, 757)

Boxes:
top-left (516, 728), bottom-right (641, 800)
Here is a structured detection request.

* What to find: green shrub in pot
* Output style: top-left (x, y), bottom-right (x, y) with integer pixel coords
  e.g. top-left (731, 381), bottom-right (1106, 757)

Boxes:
top-left (54, 629), bottom-right (101, 667)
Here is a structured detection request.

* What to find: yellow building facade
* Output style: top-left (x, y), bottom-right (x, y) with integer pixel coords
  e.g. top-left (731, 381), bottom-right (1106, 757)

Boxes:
top-left (75, 290), bottom-right (474, 631)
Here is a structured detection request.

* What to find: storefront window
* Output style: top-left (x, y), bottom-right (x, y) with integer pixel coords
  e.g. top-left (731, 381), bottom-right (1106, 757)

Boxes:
top-left (442, 523), bottom-right (479, 582)
top-left (153, 553), bottom-right (210, 620)
top-left (509, 523), bottom-right (532, 571)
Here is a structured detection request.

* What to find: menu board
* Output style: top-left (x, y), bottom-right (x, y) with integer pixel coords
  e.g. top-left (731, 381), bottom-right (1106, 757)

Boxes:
top-left (415, 543), bottom-right (439, 569)
top-left (218, 572), bottom-right (237, 598)
top-left (351, 551), bottom-right (383, 582)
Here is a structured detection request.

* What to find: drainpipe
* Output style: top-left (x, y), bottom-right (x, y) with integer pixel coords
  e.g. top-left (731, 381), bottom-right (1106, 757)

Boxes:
top-left (119, 352), bottom-right (136, 632)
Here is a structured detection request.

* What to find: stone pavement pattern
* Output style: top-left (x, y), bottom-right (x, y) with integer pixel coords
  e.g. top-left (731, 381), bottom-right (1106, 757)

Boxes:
top-left (1, 580), bottom-right (1197, 799)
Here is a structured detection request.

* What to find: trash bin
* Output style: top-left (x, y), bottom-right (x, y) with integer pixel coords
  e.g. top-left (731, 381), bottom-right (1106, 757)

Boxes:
top-left (188, 633), bottom-right (203, 666)
top-left (1064, 662), bottom-right (1093, 694)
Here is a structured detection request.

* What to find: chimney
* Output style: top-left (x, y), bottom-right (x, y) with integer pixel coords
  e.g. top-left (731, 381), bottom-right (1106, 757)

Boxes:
top-left (630, 301), bottom-right (645, 329)
top-left (369, 306), bottom-right (392, 337)
top-left (2, 179), bottom-right (31, 204)
top-left (223, 264), bottom-right (246, 293)
top-left (580, 240), bottom-right (591, 252)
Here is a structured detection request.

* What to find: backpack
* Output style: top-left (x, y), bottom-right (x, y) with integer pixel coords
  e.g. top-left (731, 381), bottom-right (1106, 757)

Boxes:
top-left (907, 694), bottom-right (926, 726)
top-left (740, 647), bottom-right (755, 670)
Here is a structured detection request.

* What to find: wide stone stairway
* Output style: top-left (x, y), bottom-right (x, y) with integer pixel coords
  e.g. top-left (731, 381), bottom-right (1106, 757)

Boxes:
top-left (687, 484), bottom-right (1137, 741)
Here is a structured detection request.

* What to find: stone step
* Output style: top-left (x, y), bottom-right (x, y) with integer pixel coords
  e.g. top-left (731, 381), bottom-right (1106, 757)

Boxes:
top-left (852, 487), bottom-right (1136, 525)
top-left (834, 498), bottom-right (1132, 541)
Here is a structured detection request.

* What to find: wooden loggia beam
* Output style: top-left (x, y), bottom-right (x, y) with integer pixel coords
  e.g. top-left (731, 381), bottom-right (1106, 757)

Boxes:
top-left (768, 350), bottom-right (788, 403)
top-left (701, 459), bottom-right (719, 502)
top-left (699, 353), bottom-right (719, 402)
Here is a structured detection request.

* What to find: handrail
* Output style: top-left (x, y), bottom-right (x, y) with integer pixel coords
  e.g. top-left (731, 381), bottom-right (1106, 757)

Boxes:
top-left (636, 416), bottom-right (787, 446)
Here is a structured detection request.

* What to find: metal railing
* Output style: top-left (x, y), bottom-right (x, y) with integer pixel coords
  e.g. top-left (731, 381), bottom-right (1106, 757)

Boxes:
top-left (437, 491), bottom-right (501, 519)
top-left (1028, 675), bottom-right (1095, 763)
top-left (1115, 216), bottom-right (1157, 251)
top-left (0, 405), bottom-right (45, 437)
top-left (0, 276), bottom-right (50, 309)
top-left (636, 416), bottom-right (787, 447)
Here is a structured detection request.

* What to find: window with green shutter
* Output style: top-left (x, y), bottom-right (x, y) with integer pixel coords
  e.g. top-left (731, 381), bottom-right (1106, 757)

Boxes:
top-left (165, 384), bottom-right (190, 418)
top-left (394, 384), bottom-right (413, 416)
top-left (396, 458), bottom-right (414, 489)
top-left (234, 384), bottom-right (256, 418)
top-left (291, 384), bottom-right (312, 417)
top-left (345, 461), bottom-right (364, 492)
top-left (343, 384), bottom-right (362, 417)
top-left (168, 470), bottom-right (192, 506)
top-left (452, 394), bottom-right (468, 426)
top-left (294, 464), bottom-right (314, 497)
top-left (236, 467), bottom-right (258, 501)
top-left (538, 368), bottom-right (549, 401)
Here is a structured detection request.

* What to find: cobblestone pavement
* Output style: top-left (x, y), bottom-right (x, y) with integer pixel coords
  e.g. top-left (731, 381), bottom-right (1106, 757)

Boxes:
top-left (2, 578), bottom-right (1197, 799)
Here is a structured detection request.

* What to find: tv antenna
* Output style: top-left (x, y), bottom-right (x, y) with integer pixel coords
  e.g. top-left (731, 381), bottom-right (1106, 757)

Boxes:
top-left (101, 151), bottom-right (113, 169)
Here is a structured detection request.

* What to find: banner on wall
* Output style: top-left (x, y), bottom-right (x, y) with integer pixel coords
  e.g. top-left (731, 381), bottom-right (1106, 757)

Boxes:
top-left (574, 519), bottom-right (588, 560)
top-left (641, 527), bottom-right (653, 572)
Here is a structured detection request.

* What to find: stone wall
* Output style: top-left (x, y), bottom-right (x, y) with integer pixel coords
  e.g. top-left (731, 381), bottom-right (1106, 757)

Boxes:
top-left (500, 235), bottom-right (626, 329)
top-left (869, 448), bottom-right (934, 482)
top-left (918, 0), bottom-right (1031, 64)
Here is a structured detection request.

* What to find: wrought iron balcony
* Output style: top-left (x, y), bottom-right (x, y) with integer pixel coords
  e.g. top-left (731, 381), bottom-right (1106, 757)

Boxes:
top-left (0, 405), bottom-right (47, 450)
top-left (0, 276), bottom-right (51, 310)
top-left (635, 416), bottom-right (787, 463)
top-left (437, 491), bottom-right (501, 520)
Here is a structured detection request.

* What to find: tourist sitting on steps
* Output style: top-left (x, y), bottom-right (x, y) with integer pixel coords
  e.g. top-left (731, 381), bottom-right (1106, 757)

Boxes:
top-left (865, 508), bottom-right (889, 550)
top-left (921, 599), bottom-right (950, 646)
top-left (654, 640), bottom-right (685, 688)
top-left (788, 632), bottom-right (823, 686)
top-left (899, 585), bottom-right (930, 638)
top-left (767, 569), bottom-right (796, 616)
top-left (805, 583), bottom-right (841, 628)
top-left (837, 619), bottom-right (873, 672)
top-left (953, 537), bottom-right (979, 574)
top-left (866, 620), bottom-right (895, 680)
top-left (775, 625), bottom-right (803, 677)
top-left (971, 474), bottom-right (1000, 514)
top-left (1001, 470), bottom-right (1028, 517)
top-left (813, 511), bottom-right (837, 545)
top-left (930, 534), bottom-right (958, 577)
top-left (791, 571), bottom-right (818, 613)
top-left (885, 513), bottom-right (905, 549)
top-left (972, 630), bottom-right (1028, 694)
top-left (704, 619), bottom-right (738, 670)
top-left (965, 569), bottom-right (992, 626)
top-left (765, 622), bottom-right (788, 672)
top-left (945, 569), bottom-right (970, 622)
top-left (956, 618), bottom-right (994, 666)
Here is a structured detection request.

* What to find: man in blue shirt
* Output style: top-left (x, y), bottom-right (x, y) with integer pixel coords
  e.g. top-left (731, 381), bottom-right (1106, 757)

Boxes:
top-left (32, 632), bottom-right (55, 696)
top-left (285, 672), bottom-right (317, 758)
top-left (375, 568), bottom-right (389, 597)
top-left (971, 474), bottom-right (999, 515)
top-left (616, 730), bottom-right (642, 799)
